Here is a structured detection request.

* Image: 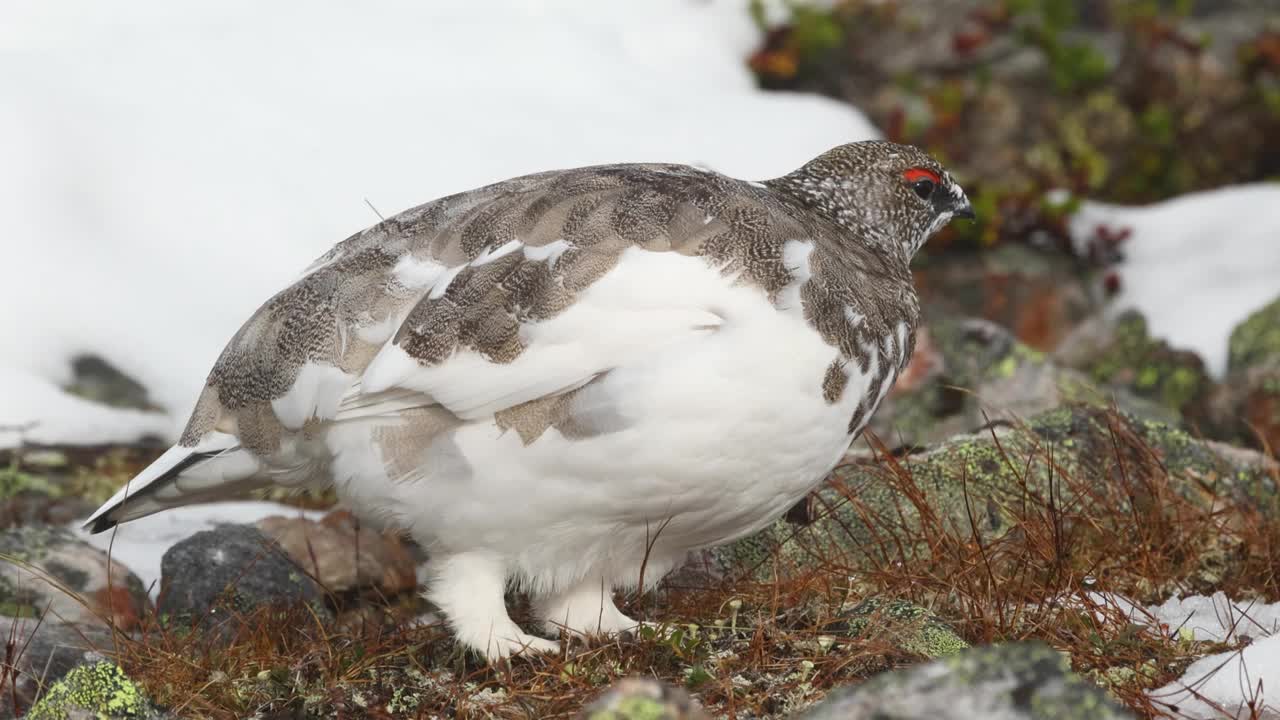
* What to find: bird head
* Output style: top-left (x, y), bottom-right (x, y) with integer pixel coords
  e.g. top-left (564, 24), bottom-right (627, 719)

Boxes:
top-left (769, 140), bottom-right (974, 260)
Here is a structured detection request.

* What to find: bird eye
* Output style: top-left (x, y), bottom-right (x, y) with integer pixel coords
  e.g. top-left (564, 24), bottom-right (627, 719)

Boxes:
top-left (903, 167), bottom-right (940, 201)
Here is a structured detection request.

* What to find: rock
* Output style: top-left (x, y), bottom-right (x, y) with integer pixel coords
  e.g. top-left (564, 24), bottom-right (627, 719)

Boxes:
top-left (827, 598), bottom-right (968, 660)
top-left (24, 661), bottom-right (164, 720)
top-left (257, 510), bottom-right (417, 597)
top-left (0, 524), bottom-right (151, 631)
top-left (61, 354), bottom-right (159, 413)
top-left (871, 317), bottom-right (1177, 449)
top-left (581, 677), bottom-right (707, 720)
top-left (1211, 295), bottom-right (1280, 452)
top-left (157, 524), bottom-right (328, 632)
top-left (797, 641), bottom-right (1131, 719)
top-left (1227, 295), bottom-right (1280, 373)
top-left (1055, 310), bottom-right (1212, 426)
top-left (0, 617), bottom-right (110, 718)
top-left (711, 404), bottom-right (1277, 582)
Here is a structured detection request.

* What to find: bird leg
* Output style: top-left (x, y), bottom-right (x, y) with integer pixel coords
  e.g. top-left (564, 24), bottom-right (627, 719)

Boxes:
top-left (535, 577), bottom-right (640, 638)
top-left (424, 552), bottom-right (559, 661)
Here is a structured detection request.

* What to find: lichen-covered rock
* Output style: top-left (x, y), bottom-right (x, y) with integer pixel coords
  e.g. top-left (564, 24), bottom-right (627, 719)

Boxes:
top-left (1227, 295), bottom-right (1280, 373)
top-left (257, 510), bottom-right (418, 597)
top-left (871, 317), bottom-right (1177, 448)
top-left (61, 354), bottom-right (160, 413)
top-left (797, 642), bottom-right (1132, 720)
top-left (581, 677), bottom-right (707, 720)
top-left (1212, 295), bottom-right (1280, 452)
top-left (710, 405), bottom-right (1276, 582)
top-left (158, 524), bottom-right (328, 631)
top-left (0, 524), bottom-right (151, 630)
top-left (827, 598), bottom-right (968, 660)
top-left (24, 661), bottom-right (163, 720)
top-left (0, 617), bottom-right (109, 718)
top-left (1055, 310), bottom-right (1211, 425)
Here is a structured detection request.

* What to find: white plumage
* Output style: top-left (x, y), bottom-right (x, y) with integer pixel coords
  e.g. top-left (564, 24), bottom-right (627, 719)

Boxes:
top-left (86, 141), bottom-right (972, 659)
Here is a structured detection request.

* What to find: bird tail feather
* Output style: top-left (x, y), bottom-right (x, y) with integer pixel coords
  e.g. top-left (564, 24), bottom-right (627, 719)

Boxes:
top-left (83, 433), bottom-right (264, 533)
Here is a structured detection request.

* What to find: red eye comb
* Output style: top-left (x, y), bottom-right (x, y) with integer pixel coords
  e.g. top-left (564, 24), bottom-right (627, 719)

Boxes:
top-left (903, 168), bottom-right (940, 184)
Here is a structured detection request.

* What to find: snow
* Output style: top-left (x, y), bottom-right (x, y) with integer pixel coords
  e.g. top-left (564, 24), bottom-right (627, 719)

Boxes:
top-left (71, 501), bottom-right (325, 597)
top-left (1150, 634), bottom-right (1279, 719)
top-left (0, 0), bottom-right (877, 449)
top-left (0, 367), bottom-right (171, 448)
top-left (1144, 594), bottom-right (1280, 718)
top-left (1071, 185), bottom-right (1280, 377)
top-left (1147, 592), bottom-right (1280, 645)
top-left (1077, 591), bottom-right (1280, 718)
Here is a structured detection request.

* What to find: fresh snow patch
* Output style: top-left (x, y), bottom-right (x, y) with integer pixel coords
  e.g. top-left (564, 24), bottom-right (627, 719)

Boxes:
top-left (1071, 184), bottom-right (1280, 377)
top-left (1078, 591), bottom-right (1280, 718)
top-left (71, 501), bottom-right (326, 598)
top-left (0, 0), bottom-right (877, 449)
top-left (1149, 633), bottom-right (1279, 719)
top-left (0, 367), bottom-right (171, 448)
top-left (1147, 592), bottom-right (1280, 644)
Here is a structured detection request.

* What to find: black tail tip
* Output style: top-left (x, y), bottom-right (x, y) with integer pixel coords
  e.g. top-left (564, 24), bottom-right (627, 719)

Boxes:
top-left (85, 515), bottom-right (118, 534)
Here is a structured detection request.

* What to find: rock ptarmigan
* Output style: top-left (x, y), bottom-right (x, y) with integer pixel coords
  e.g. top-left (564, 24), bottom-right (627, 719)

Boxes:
top-left (85, 141), bottom-right (973, 659)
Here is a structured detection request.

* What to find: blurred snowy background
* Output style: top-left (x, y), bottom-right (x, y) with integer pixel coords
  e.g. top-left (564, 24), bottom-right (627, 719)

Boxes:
top-left (2, 2), bottom-right (1279, 718)
top-left (3, 1), bottom-right (1278, 449)
top-left (0, 1), bottom-right (878, 446)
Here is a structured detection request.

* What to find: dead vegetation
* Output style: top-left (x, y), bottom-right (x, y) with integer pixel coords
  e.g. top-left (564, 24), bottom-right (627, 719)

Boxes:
top-left (3, 406), bottom-right (1277, 718)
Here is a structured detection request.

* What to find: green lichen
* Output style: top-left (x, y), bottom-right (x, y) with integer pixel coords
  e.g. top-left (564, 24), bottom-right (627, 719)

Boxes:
top-left (1228, 296), bottom-right (1280, 373)
top-left (26, 662), bottom-right (154, 720)
top-left (0, 458), bottom-right (62, 500)
top-left (1083, 311), bottom-right (1208, 415)
top-left (589, 695), bottom-right (670, 720)
top-left (0, 524), bottom-right (68, 563)
top-left (385, 686), bottom-right (421, 714)
top-left (799, 642), bottom-right (1129, 720)
top-left (836, 598), bottom-right (968, 659)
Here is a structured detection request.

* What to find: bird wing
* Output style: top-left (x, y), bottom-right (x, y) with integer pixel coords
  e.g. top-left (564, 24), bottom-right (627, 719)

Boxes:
top-left (87, 161), bottom-right (801, 530)
top-left (358, 244), bottom-right (727, 421)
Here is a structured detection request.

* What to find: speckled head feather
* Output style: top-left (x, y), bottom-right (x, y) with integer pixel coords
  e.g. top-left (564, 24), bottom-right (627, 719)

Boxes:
top-left (767, 140), bottom-right (972, 259)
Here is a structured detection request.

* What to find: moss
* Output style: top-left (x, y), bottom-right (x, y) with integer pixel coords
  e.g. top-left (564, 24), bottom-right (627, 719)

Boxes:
top-left (589, 696), bottom-right (670, 720)
top-left (835, 598), bottom-right (968, 659)
top-left (1228, 295), bottom-right (1280, 372)
top-left (26, 662), bottom-right (155, 719)
top-left (1080, 311), bottom-right (1208, 416)
top-left (0, 460), bottom-right (62, 501)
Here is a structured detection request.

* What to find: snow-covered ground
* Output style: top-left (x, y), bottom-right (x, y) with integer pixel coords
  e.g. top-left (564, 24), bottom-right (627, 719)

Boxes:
top-left (1082, 591), bottom-right (1280, 718)
top-left (1144, 594), bottom-right (1280, 719)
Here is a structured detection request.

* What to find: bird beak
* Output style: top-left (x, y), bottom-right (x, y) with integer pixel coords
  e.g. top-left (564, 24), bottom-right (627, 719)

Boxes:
top-left (936, 180), bottom-right (975, 220)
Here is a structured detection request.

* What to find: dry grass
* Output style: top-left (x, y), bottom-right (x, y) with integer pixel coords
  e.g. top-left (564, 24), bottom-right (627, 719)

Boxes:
top-left (5, 407), bottom-right (1278, 718)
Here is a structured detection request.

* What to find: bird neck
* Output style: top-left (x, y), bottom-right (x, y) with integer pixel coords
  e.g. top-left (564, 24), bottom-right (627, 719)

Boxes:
top-left (761, 173), bottom-right (912, 268)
